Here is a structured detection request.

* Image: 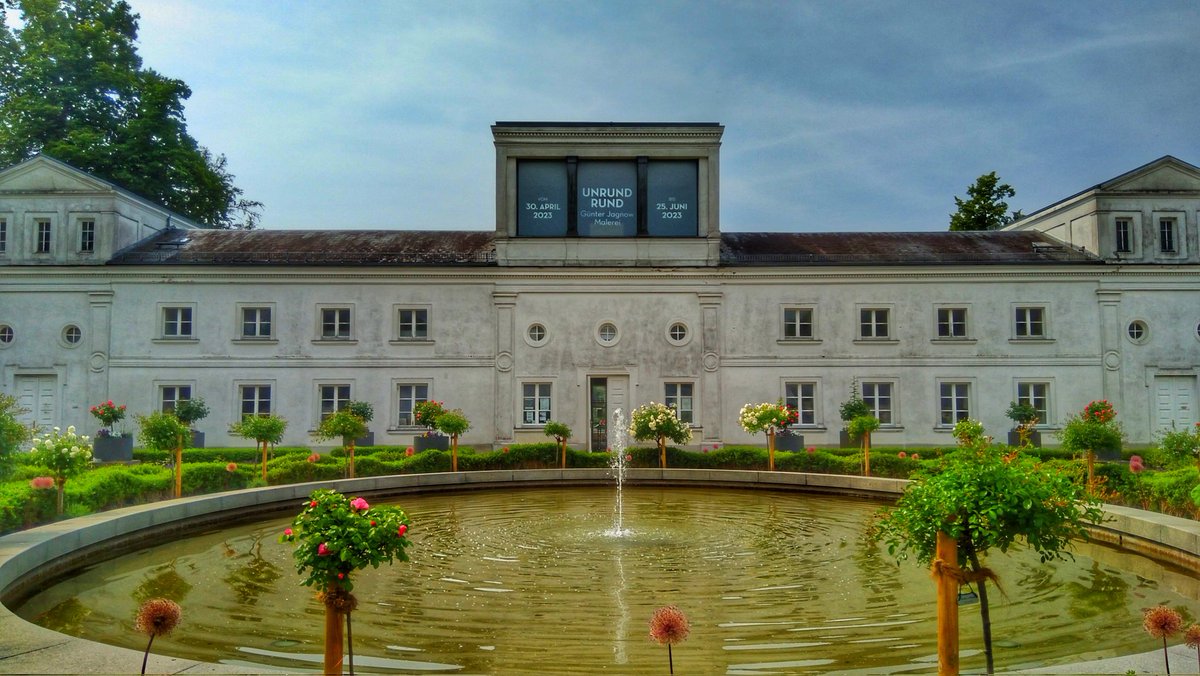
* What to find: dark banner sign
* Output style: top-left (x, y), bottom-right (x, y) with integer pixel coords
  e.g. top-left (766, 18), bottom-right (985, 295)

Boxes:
top-left (516, 159), bottom-right (697, 237)
top-left (517, 161), bottom-right (568, 236)
top-left (647, 161), bottom-right (698, 236)
top-left (577, 161), bottom-right (637, 237)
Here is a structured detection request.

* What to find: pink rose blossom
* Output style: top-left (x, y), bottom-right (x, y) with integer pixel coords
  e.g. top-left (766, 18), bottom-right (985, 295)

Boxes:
top-left (310, 500), bottom-right (318, 507)
top-left (225, 462), bottom-right (237, 473)
top-left (911, 453), bottom-right (920, 460)
top-left (405, 447), bottom-right (414, 457)
top-left (283, 528), bottom-right (293, 537)
top-left (30, 476), bottom-right (54, 490)
top-left (397, 524), bottom-right (408, 537)
top-left (897, 452), bottom-right (907, 459)
top-left (337, 572), bottom-right (344, 580)
top-left (625, 454), bottom-right (633, 462)
top-left (318, 543), bottom-right (331, 556)
top-left (307, 453), bottom-right (320, 463)
top-left (350, 497), bottom-right (370, 512)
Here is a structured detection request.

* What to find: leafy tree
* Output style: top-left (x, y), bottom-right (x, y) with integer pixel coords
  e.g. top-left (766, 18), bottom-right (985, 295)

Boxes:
top-left (313, 410), bottom-right (367, 479)
top-left (230, 414), bottom-right (288, 481)
top-left (0, 0), bottom-right (261, 228)
top-left (949, 172), bottom-right (1021, 231)
top-left (543, 420), bottom-right (572, 468)
top-left (30, 425), bottom-right (92, 514)
top-left (436, 410), bottom-right (470, 472)
top-left (137, 410), bottom-right (189, 498)
top-left (629, 402), bottom-right (692, 469)
top-left (0, 393), bottom-right (33, 479)
top-left (875, 420), bottom-right (1104, 673)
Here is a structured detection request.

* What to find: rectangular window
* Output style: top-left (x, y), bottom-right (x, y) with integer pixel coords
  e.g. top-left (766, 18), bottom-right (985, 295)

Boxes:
top-left (1014, 307), bottom-right (1045, 338)
top-left (1, 218), bottom-right (9, 254)
top-left (321, 307), bottom-right (352, 340)
top-left (859, 308), bottom-right (890, 339)
top-left (936, 307), bottom-right (967, 339)
top-left (783, 308), bottom-right (814, 340)
top-left (163, 306), bottom-right (194, 338)
top-left (664, 383), bottom-right (694, 424)
top-left (319, 384), bottom-right (352, 420)
top-left (522, 383), bottom-right (552, 425)
top-left (939, 382), bottom-right (971, 425)
top-left (397, 308), bottom-right (428, 339)
top-left (160, 385), bottom-right (192, 413)
top-left (1114, 218), bottom-right (1132, 254)
top-left (784, 382), bottom-right (816, 426)
top-left (35, 219), bottom-right (51, 253)
top-left (861, 382), bottom-right (893, 424)
top-left (241, 306), bottom-right (273, 339)
top-left (1017, 382), bottom-right (1049, 424)
top-left (79, 219), bottom-right (95, 253)
top-left (396, 383), bottom-right (429, 426)
top-left (1160, 218), bottom-right (1177, 253)
top-left (240, 385), bottom-right (272, 417)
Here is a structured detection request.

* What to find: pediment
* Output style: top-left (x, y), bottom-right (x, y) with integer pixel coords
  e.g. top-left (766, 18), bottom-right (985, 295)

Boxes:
top-left (0, 155), bottom-right (115, 194)
top-left (1101, 156), bottom-right (1200, 193)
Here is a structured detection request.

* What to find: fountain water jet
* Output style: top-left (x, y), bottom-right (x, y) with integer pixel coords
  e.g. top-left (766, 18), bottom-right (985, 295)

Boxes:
top-left (605, 408), bottom-right (631, 537)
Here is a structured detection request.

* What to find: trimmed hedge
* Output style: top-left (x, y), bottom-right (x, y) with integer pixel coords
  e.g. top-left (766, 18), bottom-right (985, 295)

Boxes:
top-left (134, 446), bottom-right (312, 464)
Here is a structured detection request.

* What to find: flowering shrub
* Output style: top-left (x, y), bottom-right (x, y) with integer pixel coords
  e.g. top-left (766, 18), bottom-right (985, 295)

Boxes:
top-left (1156, 423), bottom-right (1200, 466)
top-left (31, 426), bottom-right (93, 514)
top-left (1059, 401), bottom-right (1122, 456)
top-left (280, 489), bottom-right (412, 592)
top-left (314, 409), bottom-right (367, 445)
top-left (629, 402), bottom-right (692, 445)
top-left (1083, 400), bottom-right (1116, 424)
top-left (90, 400), bottom-right (126, 431)
top-left (413, 400), bottom-right (446, 431)
top-left (737, 401), bottom-right (795, 435)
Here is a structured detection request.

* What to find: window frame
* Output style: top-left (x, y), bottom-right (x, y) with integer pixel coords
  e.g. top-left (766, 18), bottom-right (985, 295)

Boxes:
top-left (159, 384), bottom-right (193, 414)
top-left (0, 324), bottom-right (13, 346)
top-left (934, 306), bottom-right (970, 340)
top-left (856, 306), bottom-right (893, 341)
top-left (860, 380), bottom-right (896, 425)
top-left (781, 306), bottom-right (816, 341)
top-left (664, 382), bottom-right (695, 425)
top-left (237, 383), bottom-right (274, 418)
top-left (316, 304), bottom-right (355, 342)
top-left (317, 382), bottom-right (353, 423)
top-left (783, 381), bottom-right (818, 427)
top-left (937, 380), bottom-right (972, 427)
top-left (1012, 305), bottom-right (1049, 340)
top-left (521, 382), bottom-right (553, 426)
top-left (159, 304), bottom-right (196, 340)
top-left (78, 218), bottom-right (96, 254)
top-left (393, 381), bottom-right (431, 428)
top-left (1114, 217), bottom-right (1132, 254)
top-left (393, 305), bottom-right (431, 342)
top-left (1152, 211), bottom-right (1187, 258)
top-left (1015, 381), bottom-right (1050, 427)
top-left (35, 218), bottom-right (51, 254)
top-left (0, 217), bottom-right (9, 255)
top-left (1159, 217), bottom-right (1177, 254)
top-left (60, 324), bottom-right (83, 348)
top-left (237, 304), bottom-right (276, 341)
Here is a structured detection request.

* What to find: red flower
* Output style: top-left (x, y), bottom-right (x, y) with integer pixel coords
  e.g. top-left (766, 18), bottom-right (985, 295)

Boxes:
top-left (649, 605), bottom-right (691, 645)
top-left (337, 572), bottom-right (344, 580)
top-left (911, 453), bottom-right (920, 460)
top-left (397, 524), bottom-right (408, 537)
top-left (370, 520), bottom-right (376, 527)
top-left (898, 451), bottom-right (907, 459)
top-left (625, 454), bottom-right (633, 462)
top-left (318, 542), bottom-right (331, 556)
top-left (405, 447), bottom-right (414, 457)
top-left (225, 462), bottom-right (237, 473)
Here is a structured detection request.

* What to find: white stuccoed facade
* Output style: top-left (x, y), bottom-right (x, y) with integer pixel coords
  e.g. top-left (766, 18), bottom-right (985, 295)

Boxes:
top-left (0, 124), bottom-right (1197, 449)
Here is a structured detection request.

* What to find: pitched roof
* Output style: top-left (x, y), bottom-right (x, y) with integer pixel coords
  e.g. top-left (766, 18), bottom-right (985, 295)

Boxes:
top-left (109, 228), bottom-right (1097, 267)
top-left (719, 230), bottom-right (1097, 265)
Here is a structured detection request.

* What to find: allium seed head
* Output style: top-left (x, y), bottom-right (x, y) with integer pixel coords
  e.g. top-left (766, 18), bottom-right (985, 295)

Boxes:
top-left (1144, 605), bottom-right (1183, 639)
top-left (135, 598), bottom-right (182, 638)
top-left (649, 605), bottom-right (691, 646)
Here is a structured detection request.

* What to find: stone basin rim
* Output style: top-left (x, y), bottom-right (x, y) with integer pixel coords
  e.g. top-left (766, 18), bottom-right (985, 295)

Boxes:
top-left (0, 468), bottom-right (1197, 675)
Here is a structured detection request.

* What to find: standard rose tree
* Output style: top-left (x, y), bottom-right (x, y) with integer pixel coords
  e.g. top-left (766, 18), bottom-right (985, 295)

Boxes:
top-left (281, 489), bottom-right (412, 675)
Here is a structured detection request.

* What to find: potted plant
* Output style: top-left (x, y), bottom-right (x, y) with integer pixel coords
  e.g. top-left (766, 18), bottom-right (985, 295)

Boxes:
top-left (1058, 399), bottom-right (1123, 488)
top-left (172, 397), bottom-right (210, 448)
top-left (90, 400), bottom-right (132, 462)
top-left (847, 414), bottom-right (881, 476)
top-left (137, 411), bottom-right (191, 498)
top-left (1004, 401), bottom-right (1040, 448)
top-left (838, 383), bottom-right (871, 449)
top-left (343, 400), bottom-right (375, 447)
top-left (737, 401), bottom-right (796, 470)
top-left (412, 400), bottom-right (449, 452)
top-left (230, 414), bottom-right (288, 482)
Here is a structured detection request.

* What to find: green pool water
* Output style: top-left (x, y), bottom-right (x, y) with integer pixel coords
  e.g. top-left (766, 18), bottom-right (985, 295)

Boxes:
top-left (15, 486), bottom-right (1200, 674)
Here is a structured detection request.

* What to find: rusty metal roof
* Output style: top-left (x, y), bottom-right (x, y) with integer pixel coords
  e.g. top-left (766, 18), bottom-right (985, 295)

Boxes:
top-left (719, 230), bottom-right (1098, 265)
top-left (109, 228), bottom-right (1098, 267)
top-left (110, 229), bottom-right (497, 266)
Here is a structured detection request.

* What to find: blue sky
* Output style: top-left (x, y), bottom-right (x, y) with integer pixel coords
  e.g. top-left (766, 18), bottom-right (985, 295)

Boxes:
top-left (130, 1), bottom-right (1200, 232)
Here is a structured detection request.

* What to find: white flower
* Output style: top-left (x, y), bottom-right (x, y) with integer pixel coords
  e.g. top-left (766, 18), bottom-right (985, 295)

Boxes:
top-left (66, 425), bottom-right (76, 434)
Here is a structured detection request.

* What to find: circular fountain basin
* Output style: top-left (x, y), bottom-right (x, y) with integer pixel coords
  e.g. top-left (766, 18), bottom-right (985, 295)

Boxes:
top-left (8, 472), bottom-right (1200, 674)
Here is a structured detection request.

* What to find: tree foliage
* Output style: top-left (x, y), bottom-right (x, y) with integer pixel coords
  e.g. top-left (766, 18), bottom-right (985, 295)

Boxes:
top-left (875, 422), bottom-right (1103, 672)
top-left (0, 0), bottom-right (261, 228)
top-left (949, 172), bottom-right (1021, 231)
top-left (0, 393), bottom-right (32, 479)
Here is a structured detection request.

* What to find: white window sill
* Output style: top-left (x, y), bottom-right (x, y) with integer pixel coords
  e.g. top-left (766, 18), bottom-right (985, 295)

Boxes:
top-left (1008, 338), bottom-right (1054, 344)
top-left (312, 338), bottom-right (358, 345)
top-left (777, 338), bottom-right (822, 345)
top-left (233, 338), bottom-right (278, 345)
top-left (853, 339), bottom-right (899, 345)
top-left (931, 338), bottom-right (977, 344)
top-left (389, 339), bottom-right (435, 346)
top-left (153, 338), bottom-right (198, 344)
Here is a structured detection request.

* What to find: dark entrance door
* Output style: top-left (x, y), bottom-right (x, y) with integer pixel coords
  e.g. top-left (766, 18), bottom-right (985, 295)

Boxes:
top-left (590, 377), bottom-right (607, 451)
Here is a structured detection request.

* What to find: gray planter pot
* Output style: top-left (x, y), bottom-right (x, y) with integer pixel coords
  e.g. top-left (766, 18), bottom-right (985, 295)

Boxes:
top-left (1094, 446), bottom-right (1122, 462)
top-left (355, 431), bottom-right (375, 447)
top-left (839, 429), bottom-right (854, 449)
top-left (190, 430), bottom-right (205, 448)
top-left (1006, 429), bottom-right (1041, 448)
top-left (775, 433), bottom-right (805, 452)
top-left (93, 435), bottom-right (133, 462)
top-left (414, 435), bottom-right (449, 452)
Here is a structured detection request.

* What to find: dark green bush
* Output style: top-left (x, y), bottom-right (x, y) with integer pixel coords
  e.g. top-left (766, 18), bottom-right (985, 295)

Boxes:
top-left (266, 455), bottom-right (345, 484)
top-left (134, 446), bottom-right (311, 464)
top-left (65, 464), bottom-right (173, 512)
top-left (180, 462), bottom-right (255, 495)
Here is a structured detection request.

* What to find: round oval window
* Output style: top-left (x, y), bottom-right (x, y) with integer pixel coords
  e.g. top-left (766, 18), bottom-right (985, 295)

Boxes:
top-left (528, 323), bottom-right (547, 343)
top-left (598, 323), bottom-right (618, 344)
top-left (0, 325), bottom-right (13, 345)
top-left (63, 325), bottom-right (82, 345)
top-left (1126, 320), bottom-right (1148, 344)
